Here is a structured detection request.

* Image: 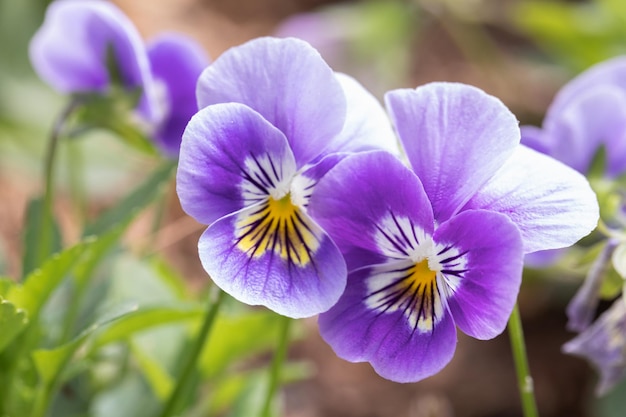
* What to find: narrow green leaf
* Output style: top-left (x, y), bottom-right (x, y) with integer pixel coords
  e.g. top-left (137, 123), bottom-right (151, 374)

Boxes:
top-left (32, 305), bottom-right (138, 391)
top-left (0, 298), bottom-right (29, 352)
top-left (21, 197), bottom-right (62, 278)
top-left (200, 311), bottom-right (302, 378)
top-left (150, 257), bottom-right (189, 301)
top-left (83, 161), bottom-right (176, 237)
top-left (8, 239), bottom-right (94, 317)
top-left (92, 305), bottom-right (202, 348)
top-left (129, 340), bottom-right (174, 401)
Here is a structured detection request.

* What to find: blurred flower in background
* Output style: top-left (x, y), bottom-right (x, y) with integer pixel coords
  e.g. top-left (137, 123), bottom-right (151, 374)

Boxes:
top-left (29, 0), bottom-right (209, 157)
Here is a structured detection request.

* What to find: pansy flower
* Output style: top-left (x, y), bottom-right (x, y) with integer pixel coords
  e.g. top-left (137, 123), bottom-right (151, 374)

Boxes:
top-left (309, 83), bottom-right (599, 382)
top-left (176, 37), bottom-right (398, 318)
top-left (520, 57), bottom-right (626, 329)
top-left (522, 56), bottom-right (626, 177)
top-left (29, 0), bottom-right (209, 157)
top-left (563, 293), bottom-right (626, 395)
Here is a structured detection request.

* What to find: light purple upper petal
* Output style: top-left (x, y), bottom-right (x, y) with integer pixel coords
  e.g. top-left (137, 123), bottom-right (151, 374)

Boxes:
top-left (177, 103), bottom-right (295, 225)
top-left (546, 56), bottom-right (626, 123)
top-left (196, 37), bottom-right (347, 167)
top-left (463, 145), bottom-right (599, 254)
top-left (147, 33), bottom-right (210, 157)
top-left (29, 0), bottom-right (158, 121)
top-left (318, 266), bottom-right (458, 383)
top-left (436, 210), bottom-right (523, 340)
top-left (324, 73), bottom-right (400, 155)
top-left (199, 205), bottom-right (346, 318)
top-left (542, 86), bottom-right (626, 175)
top-left (308, 151), bottom-right (434, 271)
top-left (385, 83), bottom-right (520, 223)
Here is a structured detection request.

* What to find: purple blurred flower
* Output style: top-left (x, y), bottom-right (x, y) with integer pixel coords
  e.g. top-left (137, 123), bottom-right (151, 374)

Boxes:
top-left (309, 83), bottom-right (599, 382)
top-left (563, 294), bottom-right (626, 395)
top-left (29, 0), bottom-right (209, 157)
top-left (522, 57), bottom-right (626, 177)
top-left (176, 37), bottom-right (398, 318)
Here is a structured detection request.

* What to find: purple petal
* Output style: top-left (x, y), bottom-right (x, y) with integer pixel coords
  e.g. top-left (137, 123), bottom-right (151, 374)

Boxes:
top-left (544, 87), bottom-right (626, 175)
top-left (324, 73), bottom-right (400, 155)
top-left (199, 205), bottom-right (347, 318)
top-left (520, 125), bottom-right (551, 155)
top-left (546, 56), bottom-right (626, 123)
top-left (463, 145), bottom-right (599, 254)
top-left (563, 295), bottom-right (626, 396)
top-left (147, 33), bottom-right (210, 157)
top-left (436, 210), bottom-right (524, 339)
top-left (566, 240), bottom-right (618, 332)
top-left (385, 83), bottom-right (520, 223)
top-left (318, 266), bottom-right (458, 383)
top-left (308, 151), bottom-right (434, 271)
top-left (177, 103), bottom-right (296, 225)
top-left (196, 37), bottom-right (346, 166)
top-left (29, 0), bottom-right (158, 121)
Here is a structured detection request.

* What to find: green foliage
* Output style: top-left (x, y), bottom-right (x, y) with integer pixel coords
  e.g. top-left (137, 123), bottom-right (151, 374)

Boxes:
top-left (514, 0), bottom-right (626, 71)
top-left (21, 196), bottom-right (63, 278)
top-left (200, 310), bottom-right (300, 379)
top-left (0, 297), bottom-right (29, 353)
top-left (83, 161), bottom-right (176, 237)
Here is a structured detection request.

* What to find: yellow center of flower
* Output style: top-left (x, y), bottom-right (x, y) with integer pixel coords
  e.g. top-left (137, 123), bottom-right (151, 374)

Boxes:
top-left (366, 258), bottom-right (443, 332)
top-left (235, 194), bottom-right (320, 267)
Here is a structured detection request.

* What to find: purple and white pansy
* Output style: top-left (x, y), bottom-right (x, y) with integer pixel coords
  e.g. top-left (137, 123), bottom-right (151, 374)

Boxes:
top-left (29, 0), bottom-right (209, 157)
top-left (176, 37), bottom-right (398, 319)
top-left (308, 83), bottom-right (599, 382)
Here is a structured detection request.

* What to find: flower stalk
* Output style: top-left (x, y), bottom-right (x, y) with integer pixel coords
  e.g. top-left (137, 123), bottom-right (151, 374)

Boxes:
top-left (37, 98), bottom-right (82, 269)
top-left (260, 315), bottom-right (291, 417)
top-left (158, 288), bottom-right (225, 417)
top-left (508, 303), bottom-right (540, 417)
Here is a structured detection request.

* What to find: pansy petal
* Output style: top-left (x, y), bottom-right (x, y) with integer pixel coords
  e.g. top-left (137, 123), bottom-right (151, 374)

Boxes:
top-left (563, 295), bottom-right (626, 396)
top-left (436, 210), bottom-right (523, 340)
top-left (463, 145), bottom-right (599, 253)
top-left (199, 205), bottom-right (346, 318)
top-left (177, 103), bottom-right (296, 225)
top-left (546, 56), bottom-right (626, 122)
top-left (29, 0), bottom-right (158, 120)
top-left (545, 86), bottom-right (626, 175)
top-left (324, 73), bottom-right (400, 155)
top-left (196, 37), bottom-right (346, 166)
top-left (520, 125), bottom-right (551, 155)
top-left (309, 151), bottom-right (434, 271)
top-left (147, 33), bottom-right (210, 157)
top-left (385, 83), bottom-right (520, 222)
top-left (566, 240), bottom-right (618, 332)
top-left (319, 267), bottom-right (457, 383)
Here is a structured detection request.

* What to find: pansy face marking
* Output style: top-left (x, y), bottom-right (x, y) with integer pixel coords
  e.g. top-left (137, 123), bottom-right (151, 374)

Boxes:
top-left (234, 152), bottom-right (321, 267)
top-left (366, 214), bottom-right (464, 332)
top-left (235, 194), bottom-right (321, 267)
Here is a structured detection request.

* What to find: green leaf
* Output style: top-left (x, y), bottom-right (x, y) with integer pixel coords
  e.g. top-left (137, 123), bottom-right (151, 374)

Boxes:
top-left (129, 340), bottom-right (174, 401)
top-left (21, 196), bottom-right (62, 278)
top-left (32, 311), bottom-right (132, 392)
top-left (8, 239), bottom-right (94, 317)
top-left (83, 161), bottom-right (176, 237)
top-left (200, 311), bottom-right (302, 378)
top-left (0, 298), bottom-right (28, 353)
top-left (92, 305), bottom-right (202, 348)
top-left (611, 242), bottom-right (626, 279)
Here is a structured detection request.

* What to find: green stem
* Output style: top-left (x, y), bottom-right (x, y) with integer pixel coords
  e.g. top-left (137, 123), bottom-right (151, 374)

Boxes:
top-left (158, 289), bottom-right (225, 417)
top-left (260, 315), bottom-right (291, 417)
top-left (508, 303), bottom-right (539, 417)
top-left (37, 99), bottom-right (81, 267)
